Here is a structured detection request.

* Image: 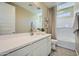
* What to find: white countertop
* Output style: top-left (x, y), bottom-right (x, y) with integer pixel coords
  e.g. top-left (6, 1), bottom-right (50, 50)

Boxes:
top-left (0, 33), bottom-right (51, 55)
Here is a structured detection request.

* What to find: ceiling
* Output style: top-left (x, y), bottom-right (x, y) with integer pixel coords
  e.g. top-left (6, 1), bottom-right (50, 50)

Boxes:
top-left (13, 2), bottom-right (57, 14)
top-left (43, 2), bottom-right (57, 8)
top-left (13, 2), bottom-right (42, 14)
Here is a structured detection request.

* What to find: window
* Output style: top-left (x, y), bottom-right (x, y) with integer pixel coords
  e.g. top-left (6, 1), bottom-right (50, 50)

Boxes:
top-left (57, 2), bottom-right (74, 10)
top-left (57, 7), bottom-right (74, 17)
top-left (57, 12), bottom-right (71, 17)
top-left (56, 2), bottom-right (74, 28)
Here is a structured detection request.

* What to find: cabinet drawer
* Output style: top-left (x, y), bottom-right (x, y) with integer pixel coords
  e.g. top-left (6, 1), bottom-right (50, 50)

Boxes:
top-left (7, 45), bottom-right (31, 56)
top-left (32, 38), bottom-right (47, 49)
top-left (32, 37), bottom-right (50, 56)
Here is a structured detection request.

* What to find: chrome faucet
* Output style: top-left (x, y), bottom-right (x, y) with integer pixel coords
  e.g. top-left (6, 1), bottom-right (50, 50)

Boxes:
top-left (30, 22), bottom-right (34, 35)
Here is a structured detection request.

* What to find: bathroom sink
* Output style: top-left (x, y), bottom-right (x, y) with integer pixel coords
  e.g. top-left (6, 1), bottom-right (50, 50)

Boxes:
top-left (33, 32), bottom-right (46, 35)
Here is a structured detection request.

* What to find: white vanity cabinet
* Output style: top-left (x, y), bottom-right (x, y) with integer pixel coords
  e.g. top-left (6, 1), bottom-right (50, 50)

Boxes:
top-left (5, 36), bottom-right (51, 56)
top-left (46, 37), bottom-right (51, 55)
top-left (30, 36), bottom-right (51, 56)
top-left (31, 38), bottom-right (48, 56)
top-left (0, 33), bottom-right (51, 56)
top-left (7, 45), bottom-right (32, 56)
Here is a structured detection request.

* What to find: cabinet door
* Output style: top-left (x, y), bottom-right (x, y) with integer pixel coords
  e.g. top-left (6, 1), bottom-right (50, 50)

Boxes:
top-left (40, 36), bottom-right (51, 56)
top-left (7, 45), bottom-right (32, 56)
top-left (46, 36), bottom-right (51, 55)
top-left (32, 38), bottom-right (50, 56)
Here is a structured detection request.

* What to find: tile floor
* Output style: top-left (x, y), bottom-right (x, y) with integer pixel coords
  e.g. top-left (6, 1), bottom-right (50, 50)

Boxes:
top-left (50, 46), bottom-right (77, 56)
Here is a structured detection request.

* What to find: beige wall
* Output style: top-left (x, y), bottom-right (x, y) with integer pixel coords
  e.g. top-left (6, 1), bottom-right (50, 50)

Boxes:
top-left (7, 3), bottom-right (35, 33)
top-left (7, 2), bottom-right (50, 33)
top-left (15, 6), bottom-right (34, 33)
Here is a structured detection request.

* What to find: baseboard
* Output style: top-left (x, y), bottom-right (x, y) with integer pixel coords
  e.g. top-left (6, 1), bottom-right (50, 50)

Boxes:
top-left (75, 49), bottom-right (79, 56)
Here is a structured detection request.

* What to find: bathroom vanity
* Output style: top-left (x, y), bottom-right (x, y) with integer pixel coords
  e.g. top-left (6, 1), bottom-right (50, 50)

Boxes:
top-left (0, 33), bottom-right (51, 56)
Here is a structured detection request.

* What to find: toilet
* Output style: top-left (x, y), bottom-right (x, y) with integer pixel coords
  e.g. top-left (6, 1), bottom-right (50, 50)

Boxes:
top-left (51, 39), bottom-right (58, 50)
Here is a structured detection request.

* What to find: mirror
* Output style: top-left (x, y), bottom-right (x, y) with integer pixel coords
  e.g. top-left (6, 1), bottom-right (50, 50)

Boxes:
top-left (0, 2), bottom-right (43, 35)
